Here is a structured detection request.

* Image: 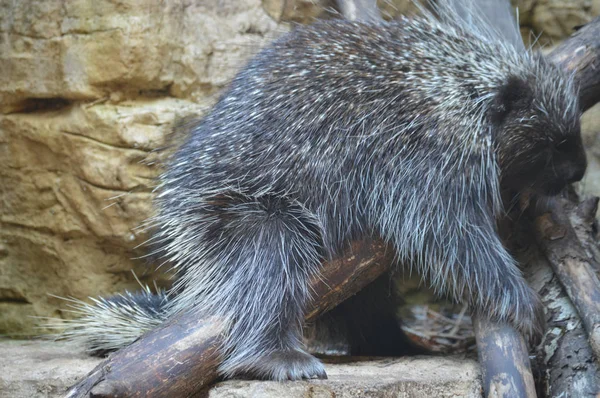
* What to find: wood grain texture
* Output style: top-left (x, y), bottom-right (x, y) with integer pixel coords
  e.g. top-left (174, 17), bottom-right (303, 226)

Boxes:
top-left (474, 318), bottom-right (537, 398)
top-left (534, 196), bottom-right (600, 360)
top-left (549, 16), bottom-right (600, 113)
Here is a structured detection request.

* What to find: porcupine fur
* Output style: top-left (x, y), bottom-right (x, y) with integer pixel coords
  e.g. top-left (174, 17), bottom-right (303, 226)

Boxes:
top-left (57, 0), bottom-right (587, 381)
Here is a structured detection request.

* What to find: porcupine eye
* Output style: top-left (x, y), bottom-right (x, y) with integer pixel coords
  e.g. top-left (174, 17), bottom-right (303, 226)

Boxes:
top-left (489, 76), bottom-right (533, 126)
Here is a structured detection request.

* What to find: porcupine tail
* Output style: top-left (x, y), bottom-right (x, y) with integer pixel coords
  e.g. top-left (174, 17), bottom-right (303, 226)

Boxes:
top-left (47, 285), bottom-right (169, 356)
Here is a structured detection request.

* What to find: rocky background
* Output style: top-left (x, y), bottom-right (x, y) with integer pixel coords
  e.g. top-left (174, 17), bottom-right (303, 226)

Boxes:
top-left (1, 0), bottom-right (599, 336)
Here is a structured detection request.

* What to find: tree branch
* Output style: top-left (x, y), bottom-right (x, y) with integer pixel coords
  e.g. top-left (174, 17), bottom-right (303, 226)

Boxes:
top-left (549, 16), bottom-right (600, 113)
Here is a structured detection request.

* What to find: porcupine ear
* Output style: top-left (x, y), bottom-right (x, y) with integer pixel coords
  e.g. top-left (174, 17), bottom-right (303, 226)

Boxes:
top-left (489, 76), bottom-right (533, 126)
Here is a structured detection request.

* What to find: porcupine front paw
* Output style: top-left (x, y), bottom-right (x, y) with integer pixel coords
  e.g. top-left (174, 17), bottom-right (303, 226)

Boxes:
top-left (245, 349), bottom-right (327, 381)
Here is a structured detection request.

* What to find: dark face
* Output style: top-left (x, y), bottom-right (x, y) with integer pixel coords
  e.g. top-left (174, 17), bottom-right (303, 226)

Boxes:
top-left (491, 74), bottom-right (587, 196)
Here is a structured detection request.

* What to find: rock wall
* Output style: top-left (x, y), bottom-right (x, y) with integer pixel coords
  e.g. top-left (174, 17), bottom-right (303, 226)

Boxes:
top-left (518, 0), bottom-right (598, 44)
top-left (1, 0), bottom-right (599, 335)
top-left (0, 0), bottom-right (284, 334)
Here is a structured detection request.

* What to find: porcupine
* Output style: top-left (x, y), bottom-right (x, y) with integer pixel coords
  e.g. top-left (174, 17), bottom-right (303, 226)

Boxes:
top-left (58, 0), bottom-right (587, 381)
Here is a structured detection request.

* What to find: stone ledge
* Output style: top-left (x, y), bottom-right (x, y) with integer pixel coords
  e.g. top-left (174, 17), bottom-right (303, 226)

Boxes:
top-left (0, 339), bottom-right (482, 398)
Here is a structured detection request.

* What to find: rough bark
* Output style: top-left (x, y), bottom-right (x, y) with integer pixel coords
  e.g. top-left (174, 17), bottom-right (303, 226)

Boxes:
top-left (497, 187), bottom-right (600, 397)
top-left (525, 236), bottom-right (600, 398)
top-left (474, 318), bottom-right (537, 398)
top-left (549, 16), bottom-right (600, 113)
top-left (534, 197), bottom-right (600, 359)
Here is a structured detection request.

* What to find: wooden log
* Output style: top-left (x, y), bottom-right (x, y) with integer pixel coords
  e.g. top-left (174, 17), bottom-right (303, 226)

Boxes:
top-left (66, 316), bottom-right (224, 398)
top-left (569, 197), bottom-right (600, 274)
top-left (548, 16), bottom-right (600, 113)
top-left (501, 189), bottom-right (600, 397)
top-left (65, 240), bottom-right (394, 398)
top-left (474, 195), bottom-right (600, 398)
top-left (474, 318), bottom-right (537, 398)
top-left (525, 240), bottom-right (600, 398)
top-left (533, 196), bottom-right (600, 359)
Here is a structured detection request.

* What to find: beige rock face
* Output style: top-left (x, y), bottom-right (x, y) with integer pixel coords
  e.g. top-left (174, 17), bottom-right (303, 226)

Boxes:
top-left (530, 0), bottom-right (596, 43)
top-left (0, 99), bottom-right (203, 333)
top-left (0, 0), bottom-right (281, 113)
top-left (1, 0), bottom-right (600, 337)
top-left (0, 339), bottom-right (482, 398)
top-left (0, 0), bottom-right (288, 334)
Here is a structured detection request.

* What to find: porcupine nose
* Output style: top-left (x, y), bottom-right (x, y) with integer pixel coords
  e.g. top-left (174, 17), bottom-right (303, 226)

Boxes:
top-left (566, 156), bottom-right (587, 183)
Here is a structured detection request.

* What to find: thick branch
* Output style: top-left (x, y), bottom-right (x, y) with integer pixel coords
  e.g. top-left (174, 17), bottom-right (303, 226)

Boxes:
top-left (474, 318), bottom-right (537, 398)
top-left (533, 196), bottom-right (600, 359)
top-left (497, 187), bottom-right (600, 397)
top-left (549, 16), bottom-right (600, 112)
top-left (525, 240), bottom-right (600, 398)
